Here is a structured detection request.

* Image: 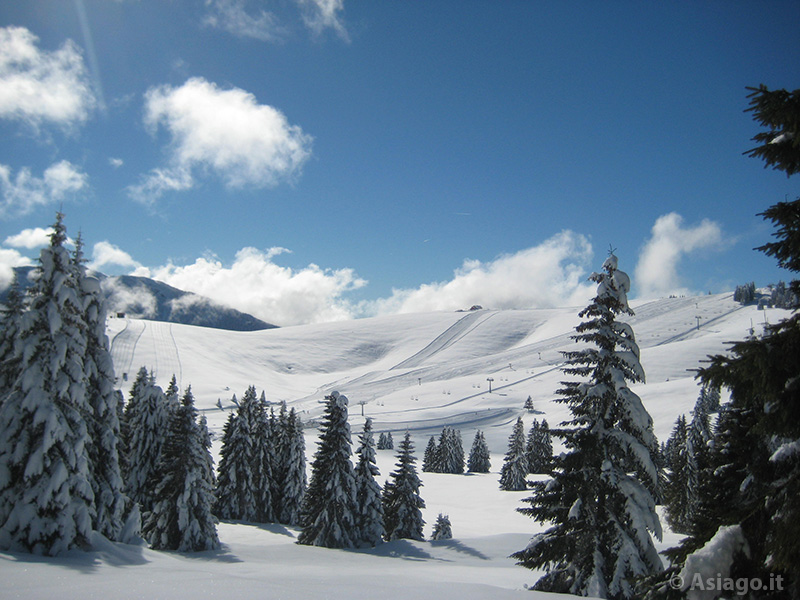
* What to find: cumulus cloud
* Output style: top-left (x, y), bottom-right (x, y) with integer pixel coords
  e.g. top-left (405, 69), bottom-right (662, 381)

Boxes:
top-left (89, 241), bottom-right (143, 272)
top-left (0, 160), bottom-right (89, 217)
top-left (203, 0), bottom-right (287, 42)
top-left (100, 277), bottom-right (158, 318)
top-left (139, 246), bottom-right (366, 326)
top-left (634, 213), bottom-right (724, 299)
top-left (367, 231), bottom-right (596, 316)
top-left (0, 26), bottom-right (95, 130)
top-left (129, 77), bottom-right (312, 204)
top-left (0, 247), bottom-right (33, 290)
top-left (4, 227), bottom-right (54, 249)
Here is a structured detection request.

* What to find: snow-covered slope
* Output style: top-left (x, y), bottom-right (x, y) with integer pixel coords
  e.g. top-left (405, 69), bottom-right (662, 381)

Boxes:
top-left (3, 293), bottom-right (790, 599)
top-left (107, 292), bottom-right (780, 449)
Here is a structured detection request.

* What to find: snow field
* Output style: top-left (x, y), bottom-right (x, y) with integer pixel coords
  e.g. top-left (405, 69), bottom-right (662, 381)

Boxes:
top-left (3, 293), bottom-right (791, 599)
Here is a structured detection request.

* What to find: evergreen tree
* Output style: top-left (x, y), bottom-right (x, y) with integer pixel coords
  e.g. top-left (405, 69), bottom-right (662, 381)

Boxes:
top-left (422, 436), bottom-right (438, 472)
top-left (524, 395), bottom-right (535, 412)
top-left (644, 86), bottom-right (800, 599)
top-left (0, 272), bottom-right (25, 399)
top-left (377, 432), bottom-right (388, 450)
top-left (0, 214), bottom-right (94, 555)
top-left (354, 418), bottom-right (384, 546)
top-left (298, 392), bottom-right (359, 548)
top-left (214, 387), bottom-right (258, 522)
top-left (467, 430), bottom-right (491, 473)
top-left (252, 393), bottom-right (275, 524)
top-left (142, 387), bottom-right (219, 552)
top-left (434, 426), bottom-right (465, 474)
top-left (499, 417), bottom-right (528, 491)
top-left (74, 240), bottom-right (129, 542)
top-left (383, 432), bottom-right (394, 450)
top-left (663, 415), bottom-right (696, 534)
top-left (526, 418), bottom-right (553, 475)
top-left (431, 513), bottom-right (452, 541)
top-left (382, 432), bottom-right (425, 542)
top-left (122, 367), bottom-right (170, 516)
top-left (270, 401), bottom-right (290, 517)
top-left (278, 407), bottom-right (306, 525)
top-left (512, 253), bottom-right (662, 599)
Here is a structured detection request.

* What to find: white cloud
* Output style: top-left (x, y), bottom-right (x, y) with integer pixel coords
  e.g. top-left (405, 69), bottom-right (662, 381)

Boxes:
top-left (140, 246), bottom-right (366, 326)
top-left (4, 227), bottom-right (54, 249)
top-left (0, 160), bottom-right (89, 217)
top-left (634, 213), bottom-right (724, 299)
top-left (298, 0), bottom-right (348, 41)
top-left (0, 26), bottom-right (95, 130)
top-left (89, 241), bottom-right (143, 272)
top-left (203, 0), bottom-right (347, 42)
top-left (109, 157), bottom-right (123, 169)
top-left (203, 0), bottom-right (287, 42)
top-left (0, 247), bottom-right (33, 290)
top-left (100, 277), bottom-right (158, 319)
top-left (367, 231), bottom-right (595, 316)
top-left (129, 77), bottom-right (312, 204)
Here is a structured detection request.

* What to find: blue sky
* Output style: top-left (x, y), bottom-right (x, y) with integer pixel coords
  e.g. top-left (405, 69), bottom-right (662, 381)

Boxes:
top-left (1, 1), bottom-right (799, 326)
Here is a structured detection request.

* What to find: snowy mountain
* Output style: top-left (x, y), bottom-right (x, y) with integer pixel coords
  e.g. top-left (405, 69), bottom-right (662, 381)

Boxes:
top-left (2, 266), bottom-right (276, 331)
top-left (3, 292), bottom-right (792, 599)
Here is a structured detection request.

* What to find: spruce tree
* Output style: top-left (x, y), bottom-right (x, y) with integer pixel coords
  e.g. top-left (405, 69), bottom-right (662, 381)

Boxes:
top-left (122, 367), bottom-right (170, 516)
top-left (74, 240), bottom-right (129, 542)
top-left (298, 392), bottom-right (359, 548)
top-left (467, 430), bottom-right (491, 473)
top-left (526, 418), bottom-right (553, 475)
top-left (143, 387), bottom-right (219, 552)
top-left (499, 417), bottom-right (528, 491)
top-left (0, 272), bottom-right (25, 399)
top-left (663, 415), bottom-right (695, 534)
top-left (252, 393), bottom-right (275, 524)
top-left (431, 513), bottom-right (453, 541)
top-left (214, 387), bottom-right (257, 521)
top-left (644, 86), bottom-right (800, 598)
top-left (354, 418), bottom-right (384, 546)
top-left (434, 427), bottom-right (465, 474)
top-left (0, 214), bottom-right (94, 555)
top-left (422, 436), bottom-right (438, 472)
top-left (382, 432), bottom-right (425, 542)
top-left (278, 407), bottom-right (306, 525)
top-left (512, 253), bottom-right (662, 599)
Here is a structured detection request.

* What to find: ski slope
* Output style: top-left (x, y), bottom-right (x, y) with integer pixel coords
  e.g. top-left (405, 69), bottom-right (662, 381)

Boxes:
top-left (3, 293), bottom-right (790, 600)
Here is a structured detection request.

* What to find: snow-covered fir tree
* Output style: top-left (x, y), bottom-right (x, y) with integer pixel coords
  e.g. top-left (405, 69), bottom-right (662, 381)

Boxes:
top-left (298, 391), bottom-right (359, 548)
top-left (467, 430), bottom-right (491, 473)
top-left (422, 436), bottom-right (438, 472)
top-left (524, 395), bottom-right (535, 412)
top-left (73, 238), bottom-right (131, 542)
top-left (431, 513), bottom-right (452, 541)
top-left (526, 418), bottom-right (553, 475)
top-left (121, 367), bottom-right (170, 516)
top-left (278, 406), bottom-right (306, 525)
top-left (377, 431), bottom-right (394, 450)
top-left (499, 417), bottom-right (528, 491)
top-left (142, 387), bottom-right (219, 552)
top-left (0, 272), bottom-right (25, 399)
top-left (382, 432), bottom-right (425, 542)
top-left (354, 418), bottom-right (384, 547)
top-left (512, 253), bottom-right (662, 599)
top-left (432, 426), bottom-right (465, 474)
top-left (251, 393), bottom-right (275, 524)
top-left (663, 415), bottom-right (696, 534)
top-left (214, 386), bottom-right (258, 522)
top-left (0, 214), bottom-right (94, 555)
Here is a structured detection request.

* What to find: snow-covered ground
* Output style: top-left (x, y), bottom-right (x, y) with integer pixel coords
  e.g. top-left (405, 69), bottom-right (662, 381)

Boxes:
top-left (2, 293), bottom-right (790, 599)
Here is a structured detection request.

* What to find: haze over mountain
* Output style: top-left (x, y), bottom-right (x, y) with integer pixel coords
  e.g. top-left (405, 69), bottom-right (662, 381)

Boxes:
top-left (2, 266), bottom-right (276, 332)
